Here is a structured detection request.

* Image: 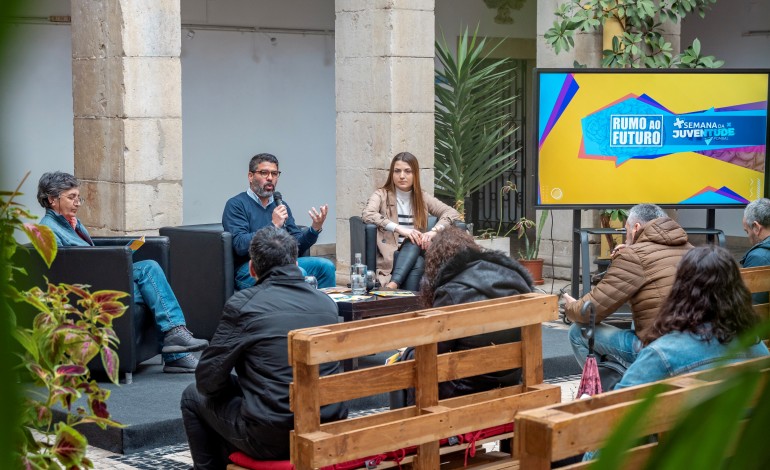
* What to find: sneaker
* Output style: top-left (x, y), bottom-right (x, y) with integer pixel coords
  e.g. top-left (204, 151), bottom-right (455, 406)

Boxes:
top-left (162, 326), bottom-right (209, 354)
top-left (163, 354), bottom-right (198, 373)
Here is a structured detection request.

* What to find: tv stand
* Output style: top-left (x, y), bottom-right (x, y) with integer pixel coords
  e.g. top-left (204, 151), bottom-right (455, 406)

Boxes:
top-left (570, 209), bottom-right (725, 298)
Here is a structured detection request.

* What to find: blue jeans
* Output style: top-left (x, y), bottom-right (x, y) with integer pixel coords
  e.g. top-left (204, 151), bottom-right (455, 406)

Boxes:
top-left (235, 257), bottom-right (336, 290)
top-left (133, 260), bottom-right (188, 362)
top-left (568, 322), bottom-right (643, 368)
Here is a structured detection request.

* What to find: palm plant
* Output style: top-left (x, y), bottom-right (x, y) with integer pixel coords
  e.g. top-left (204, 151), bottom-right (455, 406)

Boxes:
top-left (434, 27), bottom-right (521, 220)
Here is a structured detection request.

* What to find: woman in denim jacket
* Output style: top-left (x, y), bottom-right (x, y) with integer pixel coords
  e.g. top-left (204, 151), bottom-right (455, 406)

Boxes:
top-left (615, 245), bottom-right (768, 389)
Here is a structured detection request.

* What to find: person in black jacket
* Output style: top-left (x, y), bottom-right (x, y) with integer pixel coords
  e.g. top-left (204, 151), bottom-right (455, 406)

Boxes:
top-left (415, 226), bottom-right (534, 399)
top-left (180, 226), bottom-right (347, 469)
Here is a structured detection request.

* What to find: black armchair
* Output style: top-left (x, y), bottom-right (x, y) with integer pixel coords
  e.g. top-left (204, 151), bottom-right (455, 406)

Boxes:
top-left (158, 224), bottom-right (237, 342)
top-left (159, 223), bottom-right (314, 341)
top-left (16, 237), bottom-right (170, 384)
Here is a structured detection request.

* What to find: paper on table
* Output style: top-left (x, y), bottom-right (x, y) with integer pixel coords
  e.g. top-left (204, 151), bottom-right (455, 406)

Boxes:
top-left (127, 235), bottom-right (145, 252)
top-left (327, 293), bottom-right (372, 302)
top-left (368, 290), bottom-right (415, 297)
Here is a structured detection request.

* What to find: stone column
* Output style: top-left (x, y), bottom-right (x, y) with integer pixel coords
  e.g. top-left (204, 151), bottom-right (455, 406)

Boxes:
top-left (71, 0), bottom-right (182, 236)
top-left (335, 0), bottom-right (435, 282)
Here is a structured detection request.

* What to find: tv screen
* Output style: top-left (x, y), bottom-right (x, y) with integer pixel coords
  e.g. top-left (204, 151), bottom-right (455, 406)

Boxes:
top-left (534, 69), bottom-right (769, 209)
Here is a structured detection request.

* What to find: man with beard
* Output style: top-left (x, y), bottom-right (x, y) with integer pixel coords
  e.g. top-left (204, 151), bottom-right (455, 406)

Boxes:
top-left (222, 153), bottom-right (335, 289)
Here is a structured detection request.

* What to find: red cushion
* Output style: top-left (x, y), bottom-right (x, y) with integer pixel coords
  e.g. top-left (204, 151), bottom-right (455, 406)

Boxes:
top-left (229, 423), bottom-right (513, 470)
top-left (229, 452), bottom-right (293, 470)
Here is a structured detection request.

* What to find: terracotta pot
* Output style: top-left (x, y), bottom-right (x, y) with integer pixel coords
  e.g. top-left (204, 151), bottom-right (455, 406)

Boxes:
top-left (519, 258), bottom-right (545, 286)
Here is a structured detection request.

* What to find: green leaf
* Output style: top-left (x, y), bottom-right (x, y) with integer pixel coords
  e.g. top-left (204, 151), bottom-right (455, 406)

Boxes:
top-left (21, 223), bottom-right (57, 268)
top-left (12, 328), bottom-right (39, 362)
top-left (52, 423), bottom-right (87, 467)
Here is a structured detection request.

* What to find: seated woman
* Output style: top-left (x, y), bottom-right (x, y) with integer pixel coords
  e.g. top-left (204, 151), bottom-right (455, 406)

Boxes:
top-left (362, 152), bottom-right (459, 290)
top-left (37, 171), bottom-right (208, 373)
top-left (414, 226), bottom-right (534, 399)
top-left (615, 245), bottom-right (769, 389)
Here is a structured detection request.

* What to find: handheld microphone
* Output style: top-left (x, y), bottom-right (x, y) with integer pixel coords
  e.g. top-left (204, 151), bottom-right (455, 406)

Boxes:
top-left (273, 191), bottom-right (283, 207)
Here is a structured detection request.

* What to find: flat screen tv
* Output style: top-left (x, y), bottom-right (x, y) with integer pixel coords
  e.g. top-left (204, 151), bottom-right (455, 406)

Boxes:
top-left (534, 69), bottom-right (770, 209)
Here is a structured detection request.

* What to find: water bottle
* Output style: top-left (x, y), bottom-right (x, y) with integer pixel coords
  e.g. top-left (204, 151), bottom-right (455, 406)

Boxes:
top-left (350, 252), bottom-right (367, 295)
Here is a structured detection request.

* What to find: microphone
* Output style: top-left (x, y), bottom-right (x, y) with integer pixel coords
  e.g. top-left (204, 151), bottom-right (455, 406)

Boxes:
top-left (273, 191), bottom-right (283, 207)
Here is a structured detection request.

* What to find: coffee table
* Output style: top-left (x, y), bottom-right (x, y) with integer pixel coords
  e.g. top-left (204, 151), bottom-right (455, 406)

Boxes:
top-left (334, 293), bottom-right (421, 370)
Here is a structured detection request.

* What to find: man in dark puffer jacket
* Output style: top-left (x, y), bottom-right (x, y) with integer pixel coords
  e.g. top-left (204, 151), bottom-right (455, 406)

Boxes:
top-left (180, 226), bottom-right (346, 469)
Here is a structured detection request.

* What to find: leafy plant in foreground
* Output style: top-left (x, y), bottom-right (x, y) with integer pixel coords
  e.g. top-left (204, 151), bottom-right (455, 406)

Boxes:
top-left (2, 173), bottom-right (125, 469)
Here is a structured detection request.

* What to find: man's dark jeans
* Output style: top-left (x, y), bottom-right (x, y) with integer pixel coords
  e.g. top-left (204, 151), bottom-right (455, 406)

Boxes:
top-left (181, 381), bottom-right (289, 469)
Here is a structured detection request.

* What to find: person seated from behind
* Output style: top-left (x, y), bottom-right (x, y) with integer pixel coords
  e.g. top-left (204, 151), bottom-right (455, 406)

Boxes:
top-left (562, 203), bottom-right (692, 370)
top-left (222, 153), bottom-right (336, 290)
top-left (180, 226), bottom-right (347, 469)
top-left (37, 171), bottom-right (208, 373)
top-left (362, 152), bottom-right (459, 291)
top-left (741, 198), bottom-right (770, 304)
top-left (406, 225), bottom-right (533, 400)
top-left (615, 245), bottom-right (769, 389)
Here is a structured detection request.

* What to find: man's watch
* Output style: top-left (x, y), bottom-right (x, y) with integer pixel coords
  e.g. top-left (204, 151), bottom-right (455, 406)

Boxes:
top-left (310, 226), bottom-right (323, 235)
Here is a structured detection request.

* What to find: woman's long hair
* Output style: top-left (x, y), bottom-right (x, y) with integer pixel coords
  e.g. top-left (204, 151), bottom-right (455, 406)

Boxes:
top-left (381, 152), bottom-right (428, 230)
top-left (419, 226), bottom-right (481, 307)
top-left (651, 245), bottom-right (758, 345)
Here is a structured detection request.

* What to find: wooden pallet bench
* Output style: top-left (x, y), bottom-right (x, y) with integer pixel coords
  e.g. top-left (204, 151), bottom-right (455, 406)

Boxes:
top-left (514, 354), bottom-right (770, 469)
top-left (741, 265), bottom-right (770, 320)
top-left (278, 293), bottom-right (561, 470)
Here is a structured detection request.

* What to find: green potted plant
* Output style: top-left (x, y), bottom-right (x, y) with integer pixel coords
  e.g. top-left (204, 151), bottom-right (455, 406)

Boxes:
top-left (434, 26), bottom-right (521, 220)
top-left (511, 210), bottom-right (550, 285)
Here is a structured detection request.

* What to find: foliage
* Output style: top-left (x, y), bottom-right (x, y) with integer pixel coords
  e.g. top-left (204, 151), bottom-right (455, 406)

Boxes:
top-left (2, 174), bottom-right (125, 469)
top-left (544, 0), bottom-right (725, 68)
top-left (435, 26), bottom-right (520, 219)
top-left (511, 210), bottom-right (550, 260)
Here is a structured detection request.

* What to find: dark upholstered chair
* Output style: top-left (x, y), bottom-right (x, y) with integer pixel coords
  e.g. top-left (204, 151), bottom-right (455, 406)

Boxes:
top-left (159, 224), bottom-right (237, 342)
top-left (160, 223), bottom-right (314, 342)
top-left (15, 237), bottom-right (170, 384)
top-left (349, 216), bottom-right (467, 283)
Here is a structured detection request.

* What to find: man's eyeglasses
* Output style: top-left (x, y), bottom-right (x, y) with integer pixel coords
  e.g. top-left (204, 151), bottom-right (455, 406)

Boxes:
top-left (251, 170), bottom-right (282, 178)
top-left (59, 194), bottom-right (84, 205)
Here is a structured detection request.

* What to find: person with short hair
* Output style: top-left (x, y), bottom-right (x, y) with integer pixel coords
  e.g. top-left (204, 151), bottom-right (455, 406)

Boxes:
top-left (615, 245), bottom-right (768, 389)
top-left (362, 152), bottom-right (460, 290)
top-left (222, 153), bottom-right (336, 290)
top-left (562, 203), bottom-right (693, 368)
top-left (180, 226), bottom-right (346, 469)
top-left (37, 171), bottom-right (207, 373)
top-left (741, 198), bottom-right (770, 304)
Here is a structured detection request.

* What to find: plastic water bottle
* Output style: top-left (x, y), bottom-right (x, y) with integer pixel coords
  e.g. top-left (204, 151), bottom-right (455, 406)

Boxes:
top-left (350, 253), bottom-right (367, 295)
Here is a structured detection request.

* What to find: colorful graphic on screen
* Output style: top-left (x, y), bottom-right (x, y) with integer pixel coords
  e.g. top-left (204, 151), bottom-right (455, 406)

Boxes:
top-left (537, 72), bottom-right (769, 206)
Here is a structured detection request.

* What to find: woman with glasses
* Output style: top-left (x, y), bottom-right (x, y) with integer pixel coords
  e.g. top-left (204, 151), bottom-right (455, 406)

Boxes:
top-left (37, 171), bottom-right (208, 373)
top-left (362, 152), bottom-right (460, 290)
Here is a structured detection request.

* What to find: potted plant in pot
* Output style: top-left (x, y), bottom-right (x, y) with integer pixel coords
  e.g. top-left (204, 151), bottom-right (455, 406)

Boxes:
top-left (511, 210), bottom-right (550, 285)
top-left (434, 26), bottom-right (520, 221)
